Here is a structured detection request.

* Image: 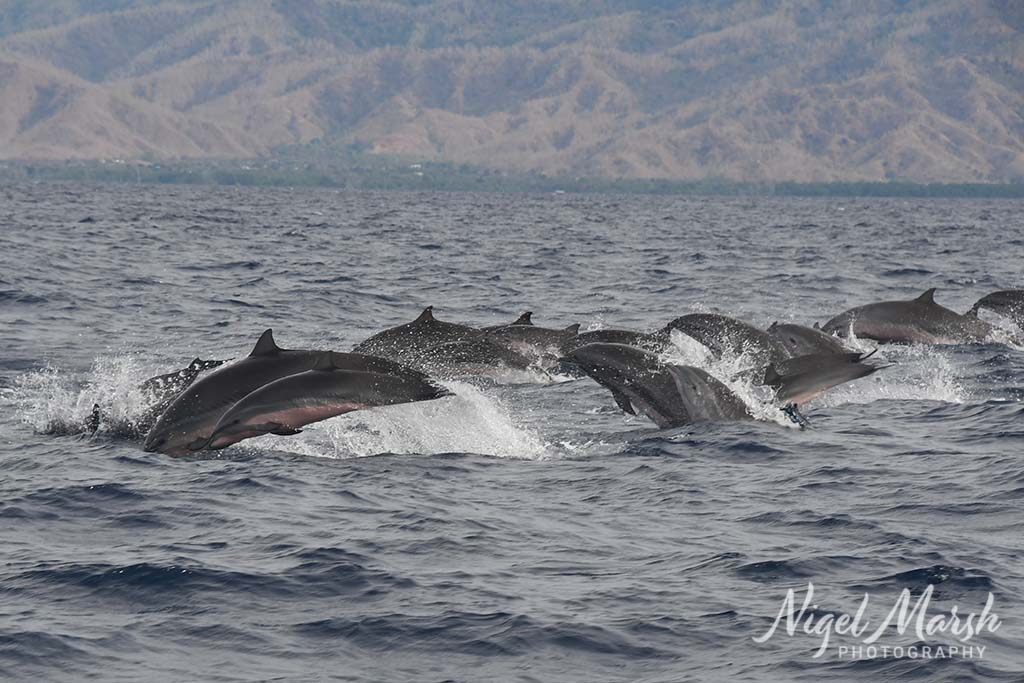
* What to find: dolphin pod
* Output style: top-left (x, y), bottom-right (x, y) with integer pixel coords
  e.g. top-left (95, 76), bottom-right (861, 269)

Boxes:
top-left (106, 285), bottom-right (1021, 455)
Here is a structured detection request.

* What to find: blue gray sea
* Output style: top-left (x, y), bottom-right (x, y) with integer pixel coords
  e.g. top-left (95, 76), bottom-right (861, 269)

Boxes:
top-left (1, 182), bottom-right (1022, 681)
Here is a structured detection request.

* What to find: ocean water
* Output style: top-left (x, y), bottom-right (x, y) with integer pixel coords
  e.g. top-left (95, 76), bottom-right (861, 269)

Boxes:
top-left (1, 182), bottom-right (1022, 682)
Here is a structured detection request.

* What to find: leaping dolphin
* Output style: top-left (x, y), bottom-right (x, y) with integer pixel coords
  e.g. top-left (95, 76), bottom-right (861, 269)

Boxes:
top-left (821, 288), bottom-right (993, 344)
top-left (144, 329), bottom-right (439, 455)
top-left (485, 321), bottom-right (580, 360)
top-left (413, 338), bottom-right (539, 377)
top-left (762, 352), bottom-right (881, 405)
top-left (353, 306), bottom-right (483, 362)
top-left (662, 313), bottom-right (790, 366)
top-left (191, 354), bottom-right (452, 451)
top-left (560, 343), bottom-right (752, 428)
top-left (970, 289), bottom-right (1024, 329)
top-left (767, 322), bottom-right (849, 357)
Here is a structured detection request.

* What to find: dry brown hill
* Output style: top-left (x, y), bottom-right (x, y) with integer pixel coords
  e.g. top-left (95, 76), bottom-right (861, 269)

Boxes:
top-left (1, 0), bottom-right (1022, 182)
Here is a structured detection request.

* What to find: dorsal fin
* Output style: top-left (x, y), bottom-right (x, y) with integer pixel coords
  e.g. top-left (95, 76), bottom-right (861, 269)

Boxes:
top-left (812, 322), bottom-right (821, 330)
top-left (762, 364), bottom-right (781, 386)
top-left (915, 288), bottom-right (937, 304)
top-left (563, 323), bottom-right (581, 335)
top-left (512, 311), bottom-right (533, 326)
top-left (415, 306), bottom-right (435, 323)
top-left (189, 357), bottom-right (202, 369)
top-left (768, 321), bottom-right (778, 331)
top-left (250, 329), bottom-right (281, 356)
top-left (312, 352), bottom-right (336, 371)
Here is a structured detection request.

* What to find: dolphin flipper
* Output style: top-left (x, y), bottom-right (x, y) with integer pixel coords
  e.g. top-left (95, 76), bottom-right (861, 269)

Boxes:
top-left (609, 388), bottom-right (636, 415)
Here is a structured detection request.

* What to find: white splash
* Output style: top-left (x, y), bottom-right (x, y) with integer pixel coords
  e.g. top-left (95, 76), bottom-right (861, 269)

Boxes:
top-left (662, 329), bottom-right (794, 427)
top-left (3, 356), bottom-right (156, 434)
top-left (811, 338), bottom-right (967, 406)
top-left (244, 381), bottom-right (548, 460)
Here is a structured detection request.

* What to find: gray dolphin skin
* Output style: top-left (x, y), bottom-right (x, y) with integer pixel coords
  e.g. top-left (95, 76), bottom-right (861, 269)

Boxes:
top-left (662, 313), bottom-right (789, 365)
top-left (484, 321), bottom-right (580, 359)
top-left (353, 306), bottom-right (482, 361)
top-left (821, 288), bottom-right (994, 344)
top-left (971, 289), bottom-right (1024, 328)
top-left (562, 343), bottom-right (751, 428)
top-left (194, 354), bottom-right (452, 451)
top-left (413, 338), bottom-right (537, 376)
top-left (561, 329), bottom-right (665, 354)
top-left (767, 322), bottom-right (848, 357)
top-left (144, 329), bottom-right (437, 455)
top-left (763, 352), bottom-right (881, 405)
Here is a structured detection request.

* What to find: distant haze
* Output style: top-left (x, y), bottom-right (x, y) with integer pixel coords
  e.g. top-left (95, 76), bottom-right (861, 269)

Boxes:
top-left (1, 0), bottom-right (1023, 182)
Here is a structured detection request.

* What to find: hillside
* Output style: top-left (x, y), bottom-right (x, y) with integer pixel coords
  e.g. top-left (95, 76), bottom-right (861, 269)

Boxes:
top-left (1, 0), bottom-right (1023, 182)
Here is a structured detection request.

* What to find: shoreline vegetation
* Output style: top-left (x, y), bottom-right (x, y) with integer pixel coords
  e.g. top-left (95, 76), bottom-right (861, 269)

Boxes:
top-left (2, 158), bottom-right (1022, 198)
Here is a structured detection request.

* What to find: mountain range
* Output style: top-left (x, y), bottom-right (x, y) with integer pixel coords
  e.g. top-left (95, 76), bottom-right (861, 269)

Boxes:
top-left (1, 0), bottom-right (1022, 182)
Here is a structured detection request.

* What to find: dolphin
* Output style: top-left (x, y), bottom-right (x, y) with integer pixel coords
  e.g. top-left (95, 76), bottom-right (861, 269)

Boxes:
top-left (412, 338), bottom-right (540, 377)
top-left (970, 289), bottom-right (1024, 328)
top-left (561, 343), bottom-right (751, 428)
top-left (762, 352), bottom-right (881, 405)
top-left (767, 322), bottom-right (849, 356)
top-left (144, 329), bottom-right (438, 455)
top-left (821, 288), bottom-right (994, 344)
top-left (192, 354), bottom-right (452, 451)
top-left (353, 306), bottom-right (482, 362)
top-left (662, 313), bottom-right (790, 366)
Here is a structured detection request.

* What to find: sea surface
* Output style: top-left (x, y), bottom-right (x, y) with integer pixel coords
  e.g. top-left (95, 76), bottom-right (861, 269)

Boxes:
top-left (1, 182), bottom-right (1022, 682)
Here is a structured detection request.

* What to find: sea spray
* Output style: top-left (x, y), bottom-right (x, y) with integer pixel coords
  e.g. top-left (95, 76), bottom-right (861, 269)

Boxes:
top-left (254, 381), bottom-right (547, 459)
